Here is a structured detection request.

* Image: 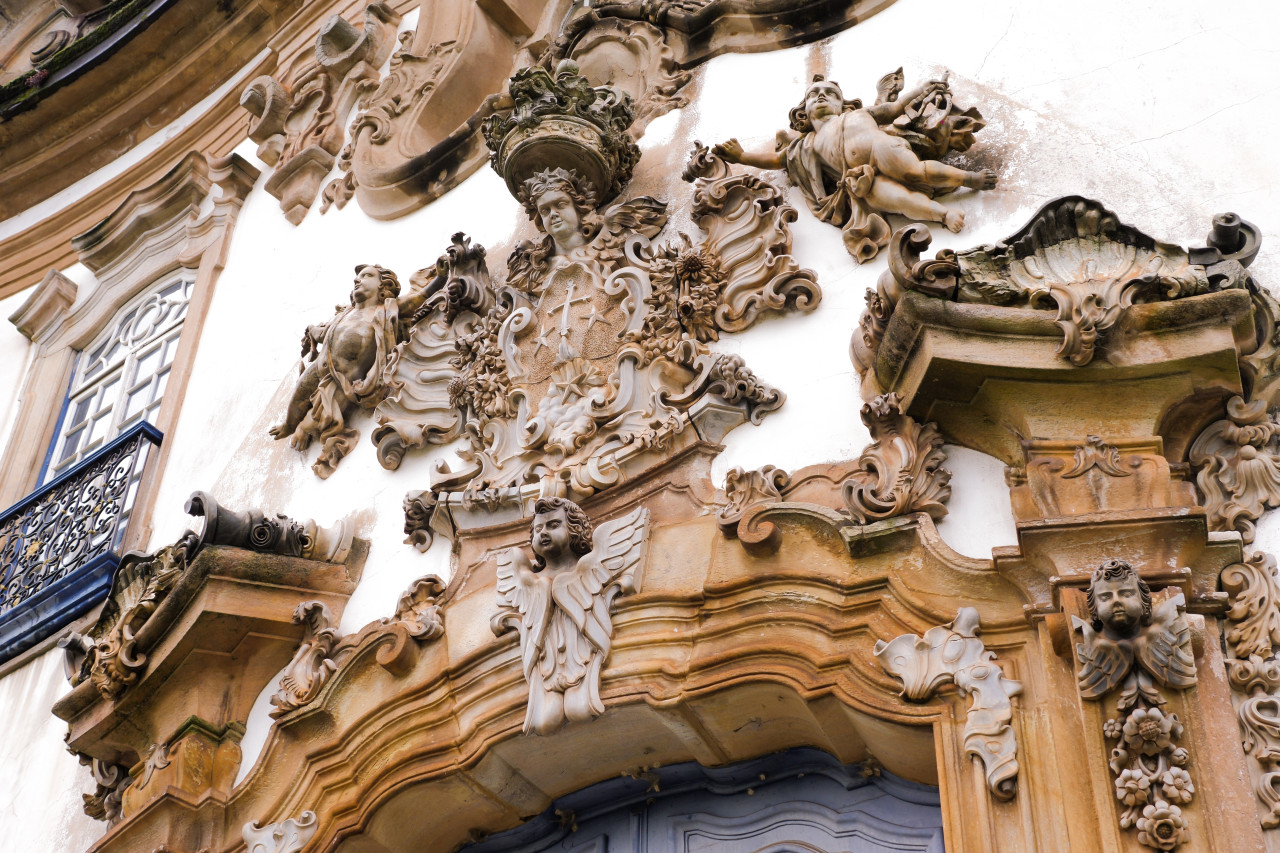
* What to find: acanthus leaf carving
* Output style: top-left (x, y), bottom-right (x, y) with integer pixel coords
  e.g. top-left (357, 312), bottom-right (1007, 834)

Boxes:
top-left (1072, 560), bottom-right (1197, 850)
top-left (491, 498), bottom-right (650, 735)
top-left (244, 810), bottom-right (319, 853)
top-left (842, 393), bottom-right (950, 524)
top-left (78, 755), bottom-right (132, 823)
top-left (1190, 395), bottom-right (1280, 544)
top-left (241, 2), bottom-right (401, 224)
top-left (270, 601), bottom-right (340, 718)
top-left (394, 574), bottom-right (446, 641)
top-left (874, 607), bottom-right (1022, 800)
top-left (1222, 551), bottom-right (1280, 827)
top-left (717, 465), bottom-right (790, 535)
top-left (713, 70), bottom-right (996, 264)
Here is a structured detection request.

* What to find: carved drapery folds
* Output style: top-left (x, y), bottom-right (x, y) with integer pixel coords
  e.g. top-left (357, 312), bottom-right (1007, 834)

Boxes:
top-left (492, 499), bottom-right (650, 735)
top-left (874, 607), bottom-right (1022, 800)
top-left (1072, 560), bottom-right (1198, 850)
top-left (1191, 396), bottom-right (1280, 544)
top-left (842, 393), bottom-right (950, 524)
top-left (241, 3), bottom-right (401, 224)
top-left (855, 200), bottom-right (1262, 382)
top-left (244, 810), bottom-right (319, 853)
top-left (1222, 551), bottom-right (1280, 828)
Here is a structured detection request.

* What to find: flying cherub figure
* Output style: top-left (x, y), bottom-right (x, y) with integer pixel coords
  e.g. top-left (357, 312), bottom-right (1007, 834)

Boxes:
top-left (270, 264), bottom-right (429, 478)
top-left (1073, 559), bottom-right (1196, 709)
top-left (714, 72), bottom-right (996, 263)
top-left (492, 497), bottom-right (650, 735)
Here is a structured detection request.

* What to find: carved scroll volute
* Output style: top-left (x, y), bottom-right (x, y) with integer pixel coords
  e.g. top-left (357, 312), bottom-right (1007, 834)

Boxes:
top-left (874, 608), bottom-right (1023, 800)
top-left (241, 2), bottom-right (401, 224)
top-left (1222, 552), bottom-right (1280, 828)
top-left (1190, 395), bottom-right (1280, 544)
top-left (842, 393), bottom-right (951, 524)
top-left (566, 18), bottom-right (691, 134)
top-left (851, 224), bottom-right (957, 385)
top-left (244, 810), bottom-right (319, 853)
top-left (717, 465), bottom-right (790, 536)
top-left (684, 142), bottom-right (821, 333)
top-left (269, 602), bottom-right (340, 718)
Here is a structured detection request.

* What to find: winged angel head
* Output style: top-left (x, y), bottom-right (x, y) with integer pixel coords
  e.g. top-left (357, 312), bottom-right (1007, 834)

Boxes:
top-left (493, 498), bottom-right (651, 735)
top-left (1073, 559), bottom-right (1195, 709)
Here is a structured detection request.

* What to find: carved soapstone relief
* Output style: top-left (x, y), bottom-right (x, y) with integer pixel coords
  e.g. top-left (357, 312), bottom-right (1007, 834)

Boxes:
top-left (853, 201), bottom-right (1263, 380)
top-left (714, 69), bottom-right (996, 263)
top-left (1191, 396), bottom-right (1280, 544)
top-left (270, 264), bottom-right (431, 478)
top-left (244, 810), bottom-right (319, 853)
top-left (1221, 551), bottom-right (1280, 828)
top-left (874, 607), bottom-right (1022, 799)
top-left (842, 392), bottom-right (950, 524)
top-left (269, 575), bottom-right (447, 717)
top-left (492, 498), bottom-right (650, 735)
top-left (1073, 560), bottom-right (1198, 851)
top-left (241, 2), bottom-right (401, 224)
top-left (60, 492), bottom-right (350, 702)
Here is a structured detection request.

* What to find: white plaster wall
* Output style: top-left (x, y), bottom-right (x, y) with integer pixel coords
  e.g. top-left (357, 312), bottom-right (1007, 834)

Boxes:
top-left (1, 0), bottom-right (1279, 842)
top-left (0, 647), bottom-right (105, 851)
top-left (0, 289), bottom-right (36, 459)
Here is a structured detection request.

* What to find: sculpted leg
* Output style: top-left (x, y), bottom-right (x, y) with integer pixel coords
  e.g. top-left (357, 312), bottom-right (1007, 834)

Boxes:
top-left (864, 178), bottom-right (964, 232)
top-left (874, 141), bottom-right (996, 193)
top-left (270, 361), bottom-right (323, 441)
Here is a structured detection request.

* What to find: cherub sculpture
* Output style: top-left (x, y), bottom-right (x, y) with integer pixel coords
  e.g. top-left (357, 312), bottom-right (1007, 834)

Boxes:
top-left (492, 497), bottom-right (650, 735)
top-left (271, 264), bottom-right (429, 478)
top-left (1074, 559), bottom-right (1196, 706)
top-left (715, 72), bottom-right (996, 263)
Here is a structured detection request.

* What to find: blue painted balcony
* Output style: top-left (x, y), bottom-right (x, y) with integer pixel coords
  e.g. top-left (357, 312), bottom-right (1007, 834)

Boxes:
top-left (0, 421), bottom-right (162, 663)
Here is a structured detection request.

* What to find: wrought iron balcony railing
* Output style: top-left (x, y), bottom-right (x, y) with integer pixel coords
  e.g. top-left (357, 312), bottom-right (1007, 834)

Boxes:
top-left (0, 421), bottom-right (162, 663)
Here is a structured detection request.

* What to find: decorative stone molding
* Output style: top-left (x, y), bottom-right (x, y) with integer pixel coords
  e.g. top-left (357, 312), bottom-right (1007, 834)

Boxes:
top-left (1072, 560), bottom-right (1197, 850)
top-left (1222, 551), bottom-right (1280, 828)
top-left (79, 755), bottom-right (132, 823)
top-left (244, 810), bottom-right (319, 853)
top-left (7, 268), bottom-right (76, 341)
top-left (714, 70), bottom-right (996, 263)
top-left (492, 498), bottom-right (650, 735)
top-left (842, 393), bottom-right (950, 524)
top-left (270, 601), bottom-right (341, 717)
top-left (328, 0), bottom-right (898, 220)
top-left (241, 2), bottom-right (401, 224)
top-left (874, 607), bottom-right (1022, 800)
top-left (1190, 395), bottom-right (1280, 544)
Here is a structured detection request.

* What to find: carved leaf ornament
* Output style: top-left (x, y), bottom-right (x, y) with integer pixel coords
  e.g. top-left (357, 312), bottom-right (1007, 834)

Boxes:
top-left (875, 607), bottom-right (1022, 800)
top-left (842, 393), bottom-right (951, 524)
top-left (1191, 395), bottom-right (1280, 544)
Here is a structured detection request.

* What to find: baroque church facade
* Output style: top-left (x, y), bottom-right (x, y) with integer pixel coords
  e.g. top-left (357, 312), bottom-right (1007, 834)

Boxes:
top-left (0, 0), bottom-right (1278, 850)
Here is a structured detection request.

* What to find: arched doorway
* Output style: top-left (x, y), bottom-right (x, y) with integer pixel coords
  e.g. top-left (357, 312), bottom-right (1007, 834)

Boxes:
top-left (460, 748), bottom-right (944, 852)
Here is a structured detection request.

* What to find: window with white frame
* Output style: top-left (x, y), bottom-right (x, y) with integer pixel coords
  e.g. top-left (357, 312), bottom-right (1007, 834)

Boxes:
top-left (42, 276), bottom-right (193, 484)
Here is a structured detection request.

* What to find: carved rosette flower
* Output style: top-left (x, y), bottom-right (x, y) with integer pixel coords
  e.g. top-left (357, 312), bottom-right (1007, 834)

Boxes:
top-left (1115, 768), bottom-right (1151, 807)
top-left (1190, 396), bottom-right (1280, 544)
top-left (1121, 707), bottom-right (1181, 756)
top-left (842, 393), bottom-right (951, 524)
top-left (1137, 803), bottom-right (1190, 851)
top-left (1158, 767), bottom-right (1195, 804)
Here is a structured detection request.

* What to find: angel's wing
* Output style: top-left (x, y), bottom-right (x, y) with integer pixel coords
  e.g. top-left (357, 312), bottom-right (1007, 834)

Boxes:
top-left (594, 198), bottom-right (668, 257)
top-left (1072, 616), bottom-right (1134, 699)
top-left (495, 547), bottom-right (550, 678)
top-left (550, 506), bottom-right (651, 655)
top-left (1135, 594), bottom-right (1197, 689)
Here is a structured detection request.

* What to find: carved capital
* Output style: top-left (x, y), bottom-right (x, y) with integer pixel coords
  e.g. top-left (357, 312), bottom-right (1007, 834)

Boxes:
top-left (9, 267), bottom-right (77, 341)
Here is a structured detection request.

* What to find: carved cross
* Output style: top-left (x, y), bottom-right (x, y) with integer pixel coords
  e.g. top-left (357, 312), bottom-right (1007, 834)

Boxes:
top-left (535, 276), bottom-right (597, 361)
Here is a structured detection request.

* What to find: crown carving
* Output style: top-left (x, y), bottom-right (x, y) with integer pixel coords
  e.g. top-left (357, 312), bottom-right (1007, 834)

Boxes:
top-left (481, 59), bottom-right (640, 204)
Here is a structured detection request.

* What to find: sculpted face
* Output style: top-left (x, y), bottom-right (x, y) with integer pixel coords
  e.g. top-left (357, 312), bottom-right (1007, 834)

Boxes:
top-left (352, 266), bottom-right (381, 303)
top-left (804, 81), bottom-right (844, 124)
top-left (1094, 575), bottom-right (1145, 634)
top-left (531, 506), bottom-right (572, 565)
top-left (535, 189), bottom-right (584, 253)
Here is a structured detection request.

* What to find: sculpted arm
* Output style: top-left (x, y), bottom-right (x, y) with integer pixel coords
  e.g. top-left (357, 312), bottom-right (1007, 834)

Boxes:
top-left (866, 79), bottom-right (946, 124)
top-left (714, 133), bottom-right (790, 170)
top-left (397, 259), bottom-right (446, 321)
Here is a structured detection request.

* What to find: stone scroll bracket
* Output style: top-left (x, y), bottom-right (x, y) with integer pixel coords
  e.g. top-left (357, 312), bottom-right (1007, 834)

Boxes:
top-left (874, 607), bottom-right (1023, 801)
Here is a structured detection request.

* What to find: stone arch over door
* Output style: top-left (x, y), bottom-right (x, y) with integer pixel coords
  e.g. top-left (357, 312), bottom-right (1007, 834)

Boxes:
top-left (457, 749), bottom-right (945, 853)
